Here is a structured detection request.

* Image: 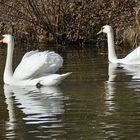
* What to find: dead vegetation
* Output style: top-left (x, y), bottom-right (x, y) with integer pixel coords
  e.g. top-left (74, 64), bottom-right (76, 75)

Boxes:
top-left (0, 0), bottom-right (139, 47)
top-left (118, 6), bottom-right (140, 49)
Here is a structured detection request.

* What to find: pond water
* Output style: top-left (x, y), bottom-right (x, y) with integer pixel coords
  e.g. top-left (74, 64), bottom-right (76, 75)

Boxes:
top-left (0, 46), bottom-right (140, 140)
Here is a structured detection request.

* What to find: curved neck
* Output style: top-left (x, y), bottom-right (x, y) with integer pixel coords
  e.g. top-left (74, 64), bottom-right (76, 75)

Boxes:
top-left (4, 39), bottom-right (14, 83)
top-left (107, 31), bottom-right (118, 63)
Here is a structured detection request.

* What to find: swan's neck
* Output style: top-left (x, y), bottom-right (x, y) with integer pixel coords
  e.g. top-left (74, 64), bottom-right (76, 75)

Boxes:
top-left (107, 31), bottom-right (118, 63)
top-left (4, 39), bottom-right (14, 82)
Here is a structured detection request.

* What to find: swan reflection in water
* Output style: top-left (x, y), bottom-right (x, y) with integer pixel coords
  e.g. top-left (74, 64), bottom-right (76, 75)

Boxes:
top-left (104, 63), bottom-right (140, 114)
top-left (4, 85), bottom-right (64, 137)
top-left (104, 63), bottom-right (118, 114)
top-left (122, 64), bottom-right (140, 91)
top-left (106, 62), bottom-right (140, 90)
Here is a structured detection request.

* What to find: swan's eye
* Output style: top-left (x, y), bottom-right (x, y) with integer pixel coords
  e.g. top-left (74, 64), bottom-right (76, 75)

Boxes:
top-left (102, 27), bottom-right (104, 30)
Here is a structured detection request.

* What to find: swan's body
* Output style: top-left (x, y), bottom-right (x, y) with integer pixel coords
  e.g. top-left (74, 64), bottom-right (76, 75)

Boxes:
top-left (97, 25), bottom-right (140, 65)
top-left (0, 34), bottom-right (71, 87)
top-left (13, 50), bottom-right (63, 80)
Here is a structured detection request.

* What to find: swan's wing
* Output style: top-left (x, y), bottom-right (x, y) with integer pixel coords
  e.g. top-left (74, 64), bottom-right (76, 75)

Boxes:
top-left (123, 46), bottom-right (140, 64)
top-left (22, 50), bottom-right (39, 60)
top-left (13, 51), bottom-right (63, 80)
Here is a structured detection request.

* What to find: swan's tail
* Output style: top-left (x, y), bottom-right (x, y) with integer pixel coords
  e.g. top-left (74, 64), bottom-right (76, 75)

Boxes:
top-left (57, 72), bottom-right (72, 81)
top-left (39, 72), bottom-right (72, 87)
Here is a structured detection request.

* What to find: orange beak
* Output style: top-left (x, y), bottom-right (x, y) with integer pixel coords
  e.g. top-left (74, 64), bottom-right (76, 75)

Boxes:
top-left (97, 29), bottom-right (103, 35)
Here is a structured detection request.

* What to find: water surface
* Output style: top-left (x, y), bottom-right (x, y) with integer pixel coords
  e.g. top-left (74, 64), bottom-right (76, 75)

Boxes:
top-left (0, 46), bottom-right (140, 140)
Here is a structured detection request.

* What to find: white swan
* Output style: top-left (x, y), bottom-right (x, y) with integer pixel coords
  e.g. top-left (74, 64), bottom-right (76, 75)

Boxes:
top-left (97, 25), bottom-right (140, 65)
top-left (0, 34), bottom-right (71, 87)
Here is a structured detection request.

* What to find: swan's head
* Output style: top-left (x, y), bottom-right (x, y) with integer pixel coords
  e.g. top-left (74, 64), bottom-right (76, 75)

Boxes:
top-left (97, 25), bottom-right (113, 35)
top-left (0, 34), bottom-right (14, 44)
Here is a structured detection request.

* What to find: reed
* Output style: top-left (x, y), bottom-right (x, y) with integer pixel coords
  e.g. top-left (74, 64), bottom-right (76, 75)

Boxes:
top-left (122, 7), bottom-right (140, 48)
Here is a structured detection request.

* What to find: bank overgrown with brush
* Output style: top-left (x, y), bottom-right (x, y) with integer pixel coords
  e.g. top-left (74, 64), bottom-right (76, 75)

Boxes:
top-left (0, 0), bottom-right (139, 48)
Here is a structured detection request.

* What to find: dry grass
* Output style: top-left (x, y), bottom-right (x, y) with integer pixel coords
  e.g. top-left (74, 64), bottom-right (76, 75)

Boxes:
top-left (123, 26), bottom-right (140, 48)
top-left (120, 7), bottom-right (140, 49)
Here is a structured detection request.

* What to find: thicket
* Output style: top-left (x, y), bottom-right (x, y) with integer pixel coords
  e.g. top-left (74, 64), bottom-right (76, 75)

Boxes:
top-left (0, 0), bottom-right (139, 47)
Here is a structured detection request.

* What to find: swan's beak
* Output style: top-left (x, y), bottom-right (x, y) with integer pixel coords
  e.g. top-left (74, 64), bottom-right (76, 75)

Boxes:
top-left (97, 29), bottom-right (103, 35)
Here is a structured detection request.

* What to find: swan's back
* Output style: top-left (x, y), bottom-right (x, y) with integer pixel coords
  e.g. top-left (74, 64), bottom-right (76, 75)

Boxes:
top-left (13, 50), bottom-right (63, 80)
top-left (122, 46), bottom-right (140, 64)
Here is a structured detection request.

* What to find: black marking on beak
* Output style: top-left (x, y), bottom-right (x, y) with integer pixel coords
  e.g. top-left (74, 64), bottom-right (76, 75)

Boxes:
top-left (0, 35), bottom-right (4, 43)
top-left (0, 34), bottom-right (4, 39)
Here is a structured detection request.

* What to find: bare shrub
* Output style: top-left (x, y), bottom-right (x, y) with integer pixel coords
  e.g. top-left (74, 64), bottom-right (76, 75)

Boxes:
top-left (0, 0), bottom-right (139, 46)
